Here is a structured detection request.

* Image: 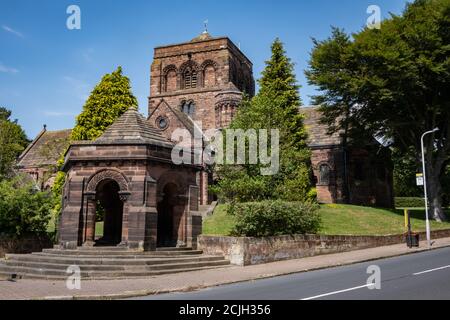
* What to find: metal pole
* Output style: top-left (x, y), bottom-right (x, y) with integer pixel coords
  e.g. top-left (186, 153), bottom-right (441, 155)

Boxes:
top-left (421, 128), bottom-right (439, 249)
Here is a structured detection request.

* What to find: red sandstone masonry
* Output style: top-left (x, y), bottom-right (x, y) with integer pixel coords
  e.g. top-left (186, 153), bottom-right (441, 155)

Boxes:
top-left (198, 229), bottom-right (450, 266)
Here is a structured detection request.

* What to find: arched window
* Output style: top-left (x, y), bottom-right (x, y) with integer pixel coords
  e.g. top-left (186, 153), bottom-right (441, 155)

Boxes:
top-left (203, 65), bottom-right (216, 87)
top-left (165, 70), bottom-right (177, 92)
top-left (181, 100), bottom-right (196, 117)
top-left (319, 164), bottom-right (331, 185)
top-left (162, 65), bottom-right (178, 92)
top-left (184, 69), bottom-right (197, 89)
top-left (201, 60), bottom-right (218, 88)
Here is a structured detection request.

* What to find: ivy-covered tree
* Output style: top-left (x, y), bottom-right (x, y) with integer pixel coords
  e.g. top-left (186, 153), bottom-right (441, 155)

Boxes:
top-left (306, 0), bottom-right (450, 221)
top-left (0, 107), bottom-right (29, 179)
top-left (213, 39), bottom-right (313, 202)
top-left (52, 67), bottom-right (138, 215)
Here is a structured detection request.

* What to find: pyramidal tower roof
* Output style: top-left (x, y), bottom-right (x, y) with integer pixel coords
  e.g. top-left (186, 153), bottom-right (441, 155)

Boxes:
top-left (191, 31), bottom-right (214, 42)
top-left (94, 108), bottom-right (173, 147)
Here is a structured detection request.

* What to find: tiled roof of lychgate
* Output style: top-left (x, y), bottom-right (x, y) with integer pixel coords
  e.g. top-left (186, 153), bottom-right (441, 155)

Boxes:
top-left (93, 108), bottom-right (174, 148)
top-left (300, 106), bottom-right (343, 148)
top-left (17, 128), bottom-right (72, 168)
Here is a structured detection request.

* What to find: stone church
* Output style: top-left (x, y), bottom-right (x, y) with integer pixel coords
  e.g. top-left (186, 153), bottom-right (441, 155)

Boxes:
top-left (17, 32), bottom-right (393, 250)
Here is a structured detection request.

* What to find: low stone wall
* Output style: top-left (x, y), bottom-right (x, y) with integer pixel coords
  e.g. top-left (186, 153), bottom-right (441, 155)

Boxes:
top-left (0, 236), bottom-right (53, 258)
top-left (198, 229), bottom-right (450, 266)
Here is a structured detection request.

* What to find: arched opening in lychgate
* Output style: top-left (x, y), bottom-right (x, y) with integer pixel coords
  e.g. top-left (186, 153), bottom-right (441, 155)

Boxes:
top-left (95, 179), bottom-right (123, 246)
top-left (157, 183), bottom-right (183, 247)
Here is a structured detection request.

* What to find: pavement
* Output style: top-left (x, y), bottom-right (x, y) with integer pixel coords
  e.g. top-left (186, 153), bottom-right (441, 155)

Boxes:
top-left (139, 246), bottom-right (450, 300)
top-left (1, 237), bottom-right (450, 300)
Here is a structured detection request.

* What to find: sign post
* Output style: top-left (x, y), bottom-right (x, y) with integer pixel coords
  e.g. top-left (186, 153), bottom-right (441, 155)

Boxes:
top-left (416, 173), bottom-right (424, 187)
top-left (421, 128), bottom-right (439, 249)
top-left (404, 208), bottom-right (409, 231)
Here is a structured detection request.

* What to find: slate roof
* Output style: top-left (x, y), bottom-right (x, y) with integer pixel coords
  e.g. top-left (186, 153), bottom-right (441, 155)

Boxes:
top-left (18, 106), bottom-right (344, 170)
top-left (17, 128), bottom-right (72, 168)
top-left (300, 106), bottom-right (343, 148)
top-left (92, 108), bottom-right (174, 148)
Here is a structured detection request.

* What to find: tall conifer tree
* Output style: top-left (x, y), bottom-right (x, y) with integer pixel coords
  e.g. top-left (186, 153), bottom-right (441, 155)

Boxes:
top-left (214, 39), bottom-right (313, 202)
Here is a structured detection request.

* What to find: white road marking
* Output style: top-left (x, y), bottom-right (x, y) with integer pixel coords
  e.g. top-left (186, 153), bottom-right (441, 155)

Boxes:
top-left (301, 284), bottom-right (375, 300)
top-left (413, 265), bottom-right (450, 276)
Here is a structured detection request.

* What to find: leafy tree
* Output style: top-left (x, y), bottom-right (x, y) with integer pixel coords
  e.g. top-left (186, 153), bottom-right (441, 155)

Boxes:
top-left (0, 107), bottom-right (12, 120)
top-left (52, 67), bottom-right (138, 215)
top-left (392, 148), bottom-right (423, 197)
top-left (213, 39), bottom-right (313, 202)
top-left (441, 164), bottom-right (450, 206)
top-left (71, 66), bottom-right (138, 141)
top-left (0, 175), bottom-right (52, 237)
top-left (306, 0), bottom-right (450, 221)
top-left (0, 107), bottom-right (29, 179)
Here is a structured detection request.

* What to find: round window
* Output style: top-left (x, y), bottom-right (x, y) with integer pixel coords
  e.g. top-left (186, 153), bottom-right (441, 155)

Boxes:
top-left (157, 117), bottom-right (168, 130)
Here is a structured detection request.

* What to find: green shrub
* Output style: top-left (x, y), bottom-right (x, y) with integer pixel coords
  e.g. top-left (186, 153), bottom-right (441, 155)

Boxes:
top-left (229, 200), bottom-right (321, 237)
top-left (0, 176), bottom-right (53, 237)
top-left (395, 197), bottom-right (425, 208)
top-left (210, 171), bottom-right (272, 203)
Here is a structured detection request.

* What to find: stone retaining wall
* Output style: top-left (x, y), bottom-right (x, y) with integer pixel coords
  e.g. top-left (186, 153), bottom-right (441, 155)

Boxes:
top-left (0, 236), bottom-right (53, 258)
top-left (198, 229), bottom-right (450, 266)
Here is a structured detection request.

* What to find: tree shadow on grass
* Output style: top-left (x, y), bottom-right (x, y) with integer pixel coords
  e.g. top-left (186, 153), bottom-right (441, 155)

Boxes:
top-left (388, 207), bottom-right (450, 221)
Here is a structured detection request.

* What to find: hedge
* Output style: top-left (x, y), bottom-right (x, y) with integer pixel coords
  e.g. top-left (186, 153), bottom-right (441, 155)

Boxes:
top-left (228, 200), bottom-right (321, 237)
top-left (395, 197), bottom-right (425, 208)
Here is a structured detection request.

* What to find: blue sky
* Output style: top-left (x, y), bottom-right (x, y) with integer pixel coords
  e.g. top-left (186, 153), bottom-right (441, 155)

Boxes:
top-left (0, 0), bottom-right (409, 139)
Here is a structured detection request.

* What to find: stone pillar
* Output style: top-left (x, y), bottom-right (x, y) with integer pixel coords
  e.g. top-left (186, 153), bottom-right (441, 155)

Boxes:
top-left (186, 215), bottom-right (202, 250)
top-left (118, 192), bottom-right (130, 248)
top-left (144, 178), bottom-right (158, 251)
top-left (200, 171), bottom-right (209, 205)
top-left (186, 185), bottom-right (201, 249)
top-left (125, 178), bottom-right (158, 251)
top-left (144, 209), bottom-right (158, 251)
top-left (83, 194), bottom-right (96, 247)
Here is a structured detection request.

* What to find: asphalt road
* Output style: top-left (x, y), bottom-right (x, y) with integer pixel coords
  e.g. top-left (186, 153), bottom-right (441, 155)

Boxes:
top-left (133, 246), bottom-right (450, 300)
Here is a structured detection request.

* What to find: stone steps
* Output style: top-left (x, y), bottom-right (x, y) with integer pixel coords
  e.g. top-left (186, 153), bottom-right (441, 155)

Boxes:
top-left (0, 264), bottom-right (230, 280)
top-left (30, 252), bottom-right (205, 260)
top-left (41, 248), bottom-right (204, 256)
top-left (4, 254), bottom-right (225, 267)
top-left (0, 247), bottom-right (230, 280)
top-left (155, 247), bottom-right (194, 251)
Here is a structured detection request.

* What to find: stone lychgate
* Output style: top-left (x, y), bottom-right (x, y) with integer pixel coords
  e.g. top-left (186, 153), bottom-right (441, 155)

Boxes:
top-left (58, 108), bottom-right (203, 251)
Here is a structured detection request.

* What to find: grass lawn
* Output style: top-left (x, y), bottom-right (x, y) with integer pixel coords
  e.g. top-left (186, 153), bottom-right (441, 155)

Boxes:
top-left (47, 220), bottom-right (104, 238)
top-left (202, 204), bottom-right (450, 236)
top-left (202, 205), bottom-right (236, 236)
top-left (95, 222), bottom-right (104, 237)
top-left (319, 204), bottom-right (450, 235)
top-left (47, 220), bottom-right (105, 238)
